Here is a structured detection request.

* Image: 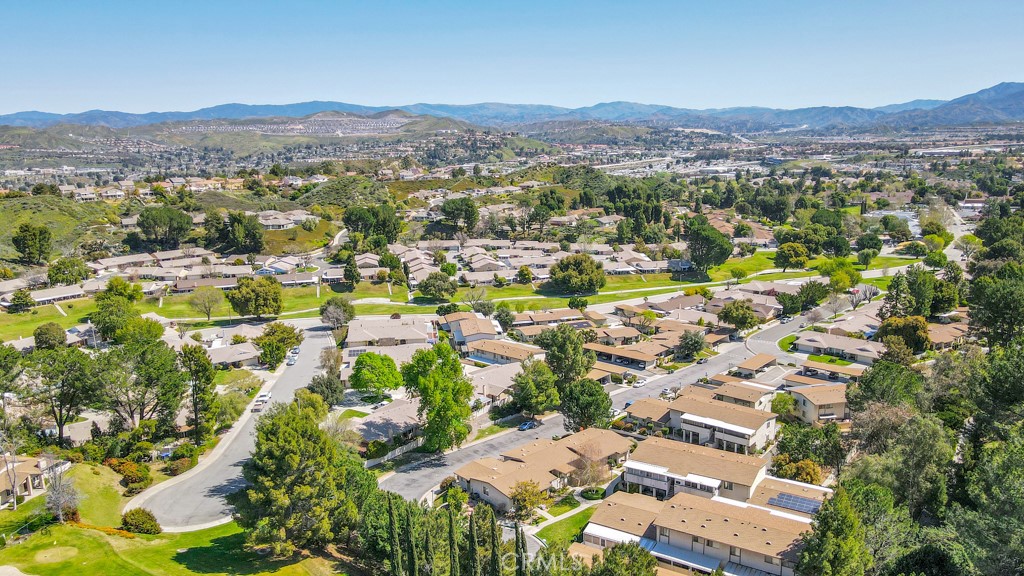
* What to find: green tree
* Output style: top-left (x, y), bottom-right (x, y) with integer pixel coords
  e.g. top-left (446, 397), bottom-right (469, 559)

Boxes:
top-left (259, 341), bottom-right (287, 369)
top-left (228, 399), bottom-right (364, 556)
top-left (320, 295), bottom-right (355, 329)
top-left (856, 248), bottom-right (879, 269)
top-left (26, 346), bottom-right (101, 443)
top-left (848, 361), bottom-right (922, 411)
top-left (493, 306), bottom-right (515, 332)
top-left (12, 222), bottom-right (52, 264)
top-left (403, 342), bottom-right (473, 452)
top-left (879, 335), bottom-right (915, 366)
top-left (466, 509), bottom-right (479, 576)
top-left (388, 494), bottom-right (404, 576)
top-left (718, 299), bottom-right (760, 331)
top-left (876, 315), bottom-right (930, 353)
top-left (511, 358), bottom-right (560, 417)
top-left (350, 352), bottom-right (403, 398)
top-left (345, 258), bottom-right (361, 286)
top-left (953, 234), bottom-right (982, 260)
top-left (179, 344), bottom-right (216, 445)
top-left (798, 281), bottom-right (830, 309)
top-left (771, 393), bottom-right (795, 416)
top-left (7, 289), bottom-right (34, 313)
top-left (137, 206), bottom-right (192, 249)
top-left (591, 542), bottom-right (658, 576)
top-left (924, 250), bottom-right (948, 269)
top-left (98, 276), bottom-right (144, 304)
top-left (686, 224), bottom-right (733, 272)
top-left (905, 265), bottom-right (935, 318)
top-left (47, 256), bottom-right (89, 286)
top-left (534, 323), bottom-right (595, 386)
top-left (776, 242), bottom-right (810, 272)
top-left (227, 276), bottom-right (283, 319)
top-left (32, 322), bottom-right (66, 350)
top-left (515, 266), bottom-right (533, 284)
top-left (418, 272), bottom-right (458, 301)
top-left (547, 254), bottom-right (606, 294)
top-left (188, 286), bottom-right (225, 321)
top-left (307, 373), bottom-right (345, 407)
top-left (568, 296), bottom-right (589, 311)
top-left (880, 272), bottom-right (916, 320)
top-left (796, 487), bottom-right (872, 576)
top-left (92, 295), bottom-right (140, 340)
top-left (892, 415), bottom-right (953, 520)
top-left (856, 233), bottom-right (883, 252)
top-left (509, 480), bottom-right (547, 521)
top-left (254, 322), bottom-right (304, 351)
top-left (968, 275), bottom-right (1024, 346)
top-left (560, 378), bottom-right (611, 432)
top-left (676, 329), bottom-right (705, 359)
top-left (225, 211), bottom-right (265, 253)
top-left (441, 197), bottom-right (479, 231)
top-left (98, 335), bottom-right (185, 430)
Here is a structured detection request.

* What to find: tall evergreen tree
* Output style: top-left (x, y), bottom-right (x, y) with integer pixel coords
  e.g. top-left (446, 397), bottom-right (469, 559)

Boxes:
top-left (467, 511), bottom-right (480, 576)
top-left (796, 487), bottom-right (872, 576)
top-left (489, 512), bottom-right (501, 576)
top-left (515, 524), bottom-right (526, 576)
top-left (449, 506), bottom-right (460, 576)
top-left (405, 507), bottom-right (419, 576)
top-left (388, 494), bottom-right (404, 576)
top-left (424, 521), bottom-right (435, 576)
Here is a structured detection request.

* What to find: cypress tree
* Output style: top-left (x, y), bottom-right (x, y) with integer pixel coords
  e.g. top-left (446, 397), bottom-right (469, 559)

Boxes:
top-left (449, 506), bottom-right (460, 576)
top-left (489, 512), bottom-right (501, 576)
top-left (424, 520), bottom-right (435, 576)
top-left (405, 507), bottom-right (419, 576)
top-left (467, 511), bottom-right (480, 576)
top-left (388, 494), bottom-right (404, 576)
top-left (514, 523), bottom-right (525, 576)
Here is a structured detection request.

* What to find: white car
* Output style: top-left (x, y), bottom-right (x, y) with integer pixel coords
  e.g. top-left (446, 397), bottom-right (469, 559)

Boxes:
top-left (256, 392), bottom-right (272, 403)
top-left (632, 379), bottom-right (647, 388)
top-left (286, 357), bottom-right (297, 366)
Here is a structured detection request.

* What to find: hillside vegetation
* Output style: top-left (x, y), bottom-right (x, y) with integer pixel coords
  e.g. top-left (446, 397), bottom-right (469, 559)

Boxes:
top-left (0, 195), bottom-right (119, 260)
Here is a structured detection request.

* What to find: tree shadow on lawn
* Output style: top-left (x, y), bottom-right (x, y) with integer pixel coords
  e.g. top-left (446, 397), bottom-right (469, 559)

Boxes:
top-left (172, 531), bottom-right (304, 575)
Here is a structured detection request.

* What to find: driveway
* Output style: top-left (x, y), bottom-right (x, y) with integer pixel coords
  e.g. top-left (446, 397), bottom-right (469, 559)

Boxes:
top-left (133, 320), bottom-right (331, 530)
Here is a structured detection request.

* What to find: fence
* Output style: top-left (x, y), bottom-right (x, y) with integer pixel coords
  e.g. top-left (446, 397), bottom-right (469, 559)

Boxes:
top-left (363, 437), bottom-right (425, 468)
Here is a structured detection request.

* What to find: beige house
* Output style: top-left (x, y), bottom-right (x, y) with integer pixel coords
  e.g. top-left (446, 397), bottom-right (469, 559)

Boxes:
top-left (668, 391), bottom-right (778, 454)
top-left (792, 332), bottom-right (885, 365)
top-left (455, 428), bottom-right (633, 513)
top-left (713, 381), bottom-right (776, 412)
top-left (466, 339), bottom-right (543, 365)
top-left (624, 436), bottom-right (768, 502)
top-left (788, 384), bottom-right (850, 426)
top-left (346, 316), bottom-right (436, 347)
top-left (0, 455), bottom-right (70, 508)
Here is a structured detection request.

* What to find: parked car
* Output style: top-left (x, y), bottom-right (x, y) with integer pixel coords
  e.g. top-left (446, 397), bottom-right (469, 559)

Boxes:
top-left (696, 357), bottom-right (708, 365)
top-left (518, 420), bottom-right (539, 431)
top-left (286, 357), bottom-right (297, 366)
top-left (779, 316), bottom-right (792, 324)
top-left (251, 400), bottom-right (267, 413)
top-left (290, 346), bottom-right (301, 355)
top-left (256, 392), bottom-right (272, 402)
top-left (624, 401), bottom-right (634, 409)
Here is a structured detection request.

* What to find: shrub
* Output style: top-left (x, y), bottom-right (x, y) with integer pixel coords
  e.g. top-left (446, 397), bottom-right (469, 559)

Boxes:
top-left (121, 508), bottom-right (162, 534)
top-left (171, 444), bottom-right (199, 461)
top-left (366, 440), bottom-right (390, 459)
top-left (581, 487), bottom-right (604, 500)
top-left (124, 479), bottom-right (153, 496)
top-left (166, 458), bottom-right (195, 476)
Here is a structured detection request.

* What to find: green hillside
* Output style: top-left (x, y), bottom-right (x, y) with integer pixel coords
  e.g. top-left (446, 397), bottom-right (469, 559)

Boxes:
top-left (0, 195), bottom-right (119, 260)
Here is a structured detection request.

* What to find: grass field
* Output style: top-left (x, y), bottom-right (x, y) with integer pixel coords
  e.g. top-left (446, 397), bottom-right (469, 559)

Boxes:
top-left (338, 409), bottom-right (369, 419)
top-left (263, 220), bottom-right (338, 255)
top-left (0, 522), bottom-right (345, 576)
top-left (547, 495), bottom-right (581, 517)
top-left (807, 354), bottom-right (854, 366)
top-left (778, 334), bottom-right (798, 351)
top-left (535, 507), bottom-right (594, 548)
top-left (0, 297), bottom-right (99, 341)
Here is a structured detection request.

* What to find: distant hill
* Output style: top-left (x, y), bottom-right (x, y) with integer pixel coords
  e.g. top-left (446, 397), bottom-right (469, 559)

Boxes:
top-left (873, 99), bottom-right (947, 113)
top-left (1, 82), bottom-right (1022, 132)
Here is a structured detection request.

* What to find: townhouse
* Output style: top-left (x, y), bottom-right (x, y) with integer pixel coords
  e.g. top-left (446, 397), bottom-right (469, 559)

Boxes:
top-left (787, 384), bottom-right (850, 426)
top-left (792, 332), bottom-right (886, 365)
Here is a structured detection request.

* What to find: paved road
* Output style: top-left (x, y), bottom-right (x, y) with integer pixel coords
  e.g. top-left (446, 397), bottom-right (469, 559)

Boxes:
top-left (135, 320), bottom-right (331, 529)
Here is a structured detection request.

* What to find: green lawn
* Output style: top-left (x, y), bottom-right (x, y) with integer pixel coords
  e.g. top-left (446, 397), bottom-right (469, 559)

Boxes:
top-left (338, 409), bottom-right (369, 419)
top-left (863, 276), bottom-right (894, 291)
top-left (473, 416), bottom-right (524, 442)
top-left (0, 522), bottom-right (343, 576)
top-left (0, 297), bottom-right (99, 341)
top-left (535, 507), bottom-right (594, 548)
top-left (0, 493), bottom-right (49, 534)
top-left (213, 369), bottom-right (262, 396)
top-left (547, 495), bottom-right (581, 517)
top-left (70, 464), bottom-right (125, 528)
top-left (778, 334), bottom-right (798, 352)
top-left (263, 219), bottom-right (338, 255)
top-left (807, 354), bottom-right (854, 366)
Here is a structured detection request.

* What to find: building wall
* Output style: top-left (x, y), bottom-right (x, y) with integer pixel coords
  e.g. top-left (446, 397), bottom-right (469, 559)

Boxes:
top-left (661, 527), bottom-right (793, 576)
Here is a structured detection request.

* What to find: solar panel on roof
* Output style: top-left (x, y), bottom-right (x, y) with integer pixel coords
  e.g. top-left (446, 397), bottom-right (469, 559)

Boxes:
top-left (767, 492), bottom-right (822, 514)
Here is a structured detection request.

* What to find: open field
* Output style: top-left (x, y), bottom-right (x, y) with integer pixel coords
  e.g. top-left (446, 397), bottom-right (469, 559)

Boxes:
top-left (263, 219), bottom-right (338, 254)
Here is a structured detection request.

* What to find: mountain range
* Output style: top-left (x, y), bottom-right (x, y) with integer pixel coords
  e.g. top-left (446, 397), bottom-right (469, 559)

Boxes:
top-left (1, 82), bottom-right (1023, 131)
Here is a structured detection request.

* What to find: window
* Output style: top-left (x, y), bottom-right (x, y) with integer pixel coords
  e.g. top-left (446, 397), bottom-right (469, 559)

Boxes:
top-left (765, 555), bottom-right (777, 565)
top-left (692, 535), bottom-right (701, 544)
top-left (730, 546), bottom-right (740, 556)
top-left (722, 481), bottom-right (734, 491)
top-left (482, 486), bottom-right (489, 495)
top-left (659, 526), bottom-right (669, 537)
top-left (706, 540), bottom-right (716, 548)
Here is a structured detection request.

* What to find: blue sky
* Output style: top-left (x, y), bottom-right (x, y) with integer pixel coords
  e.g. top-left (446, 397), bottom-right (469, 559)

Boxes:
top-left (2, 0), bottom-right (1022, 114)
